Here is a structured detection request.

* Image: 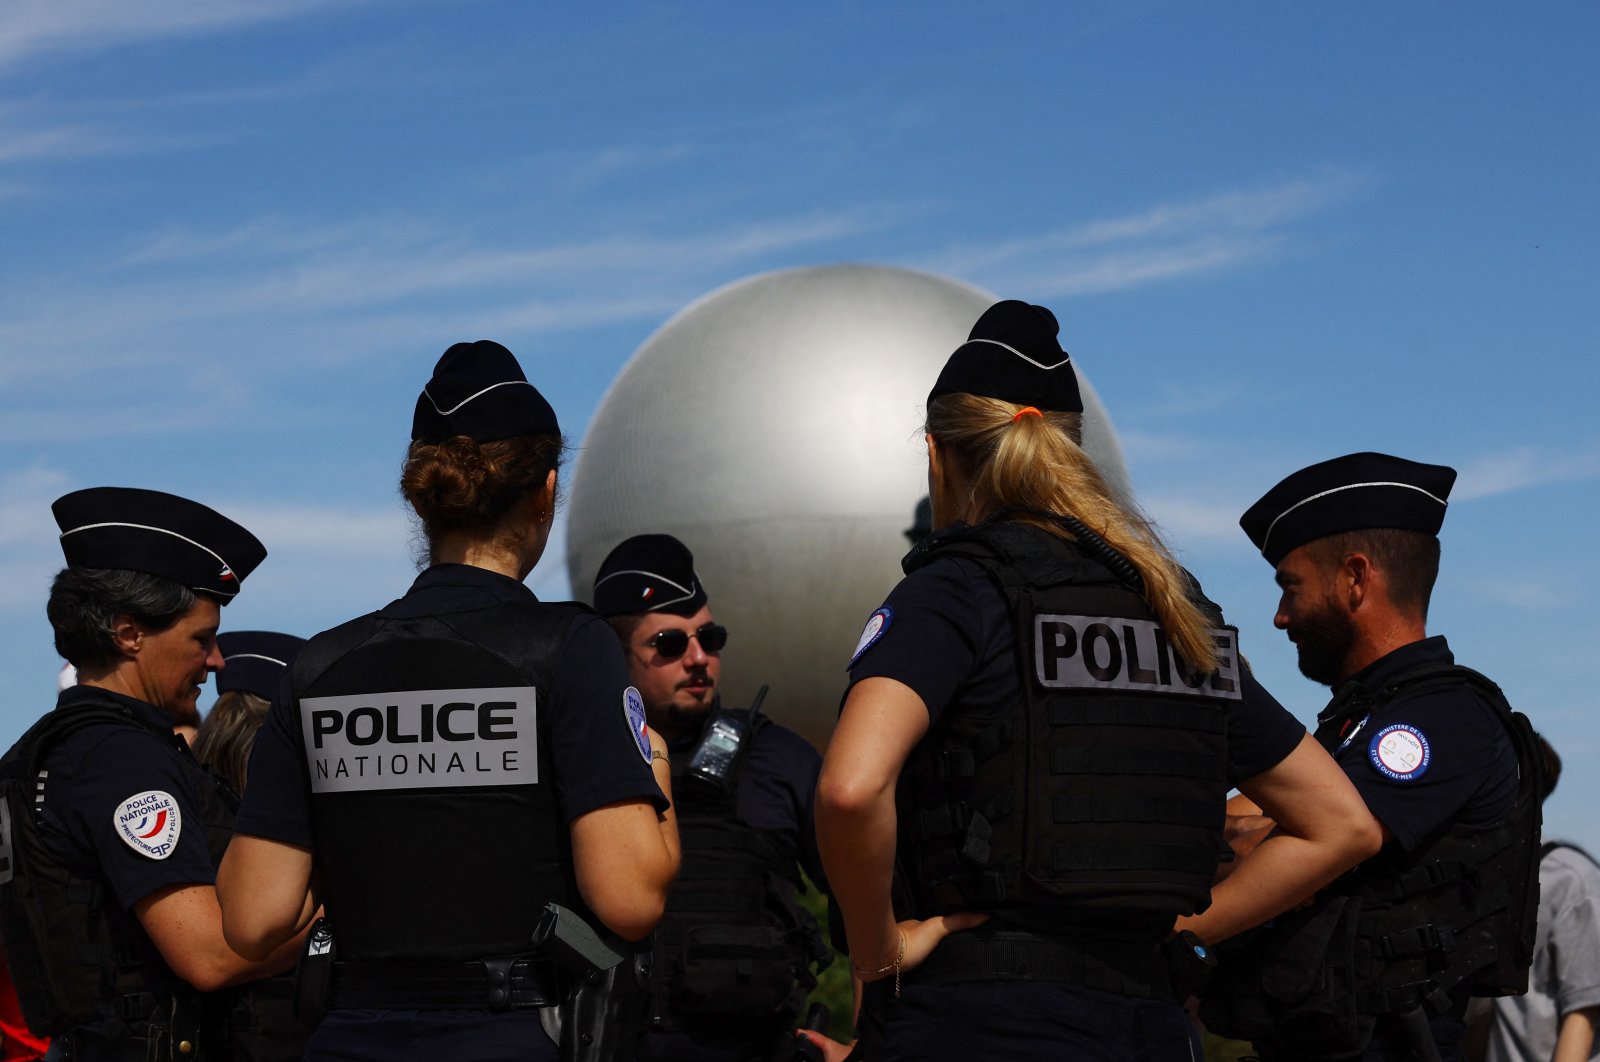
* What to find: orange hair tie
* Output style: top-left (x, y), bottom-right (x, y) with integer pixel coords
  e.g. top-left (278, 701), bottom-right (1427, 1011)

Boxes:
top-left (1011, 406), bottom-right (1044, 422)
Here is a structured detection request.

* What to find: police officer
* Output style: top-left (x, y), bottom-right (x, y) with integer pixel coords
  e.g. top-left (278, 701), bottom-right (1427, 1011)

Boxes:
top-left (814, 301), bottom-right (1382, 1061)
top-left (1203, 453), bottom-right (1542, 1062)
top-left (216, 341), bottom-right (680, 1062)
top-left (191, 631), bottom-right (313, 1062)
top-left (0, 487), bottom-right (303, 1061)
top-left (194, 631), bottom-right (307, 796)
top-left (591, 534), bottom-right (833, 1062)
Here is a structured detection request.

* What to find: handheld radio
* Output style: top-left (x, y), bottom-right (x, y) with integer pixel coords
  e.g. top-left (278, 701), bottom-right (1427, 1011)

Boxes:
top-left (685, 683), bottom-right (768, 796)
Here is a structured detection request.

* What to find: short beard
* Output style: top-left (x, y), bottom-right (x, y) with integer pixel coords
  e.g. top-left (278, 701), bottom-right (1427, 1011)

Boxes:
top-left (1294, 602), bottom-right (1358, 687)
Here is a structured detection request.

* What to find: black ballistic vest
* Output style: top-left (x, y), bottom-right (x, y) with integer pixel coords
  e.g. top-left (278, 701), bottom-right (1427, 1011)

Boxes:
top-left (646, 715), bottom-right (829, 1039)
top-left (0, 696), bottom-right (238, 1043)
top-left (292, 601), bottom-right (582, 962)
top-left (1199, 665), bottom-right (1541, 1052)
top-left (897, 522), bottom-right (1235, 930)
top-left (1317, 665), bottom-right (1541, 1014)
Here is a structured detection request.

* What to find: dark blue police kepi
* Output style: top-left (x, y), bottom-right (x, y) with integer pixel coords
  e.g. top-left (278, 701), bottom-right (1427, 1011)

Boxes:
top-left (927, 300), bottom-right (1083, 414)
top-left (216, 631), bottom-right (305, 700)
top-left (52, 487), bottom-right (267, 604)
top-left (411, 339), bottom-right (561, 442)
top-left (592, 534), bottom-right (708, 618)
top-left (1240, 452), bottom-right (1458, 568)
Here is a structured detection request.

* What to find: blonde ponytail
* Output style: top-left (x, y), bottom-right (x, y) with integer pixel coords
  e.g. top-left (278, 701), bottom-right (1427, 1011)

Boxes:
top-left (927, 394), bottom-right (1219, 673)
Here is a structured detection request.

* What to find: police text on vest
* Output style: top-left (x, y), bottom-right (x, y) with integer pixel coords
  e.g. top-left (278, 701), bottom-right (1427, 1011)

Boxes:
top-left (300, 687), bottom-right (539, 793)
top-left (1034, 615), bottom-right (1242, 700)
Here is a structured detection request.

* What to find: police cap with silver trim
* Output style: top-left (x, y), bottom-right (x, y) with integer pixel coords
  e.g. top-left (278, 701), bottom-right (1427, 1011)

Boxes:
top-left (927, 300), bottom-right (1083, 414)
top-left (216, 630), bottom-right (305, 699)
top-left (52, 487), bottom-right (267, 604)
top-left (411, 339), bottom-right (560, 442)
top-left (1240, 451), bottom-right (1458, 568)
top-left (592, 533), bottom-right (708, 618)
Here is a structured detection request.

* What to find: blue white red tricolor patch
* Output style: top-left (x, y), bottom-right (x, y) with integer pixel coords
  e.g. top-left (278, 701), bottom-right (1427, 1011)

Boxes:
top-left (848, 607), bottom-right (893, 669)
top-left (1368, 723), bottom-right (1431, 781)
top-left (114, 790), bottom-right (181, 860)
top-left (624, 686), bottom-right (651, 763)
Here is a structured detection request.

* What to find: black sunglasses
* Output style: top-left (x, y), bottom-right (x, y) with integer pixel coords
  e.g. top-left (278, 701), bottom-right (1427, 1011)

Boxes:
top-left (643, 623), bottom-right (728, 660)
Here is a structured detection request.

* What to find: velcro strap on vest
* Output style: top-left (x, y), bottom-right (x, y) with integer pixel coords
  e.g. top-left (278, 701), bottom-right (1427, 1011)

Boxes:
top-left (1053, 842), bottom-right (1220, 875)
top-left (1048, 702), bottom-right (1225, 734)
top-left (1360, 979), bottom-right (1455, 1017)
top-left (328, 957), bottom-right (558, 1011)
top-left (930, 870), bottom-right (1008, 908)
top-left (911, 929), bottom-right (1172, 1001)
top-left (1052, 794), bottom-right (1220, 828)
top-left (1375, 923), bottom-right (1457, 960)
top-left (1051, 746), bottom-right (1224, 780)
top-left (915, 797), bottom-right (1013, 839)
top-left (1369, 859), bottom-right (1466, 902)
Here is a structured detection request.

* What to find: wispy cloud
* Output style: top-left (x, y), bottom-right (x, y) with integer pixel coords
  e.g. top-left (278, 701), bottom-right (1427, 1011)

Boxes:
top-left (0, 0), bottom-right (372, 71)
top-left (0, 466), bottom-right (72, 609)
top-left (1139, 493), bottom-right (1248, 544)
top-left (1465, 578), bottom-right (1572, 611)
top-left (924, 169), bottom-right (1374, 296)
top-left (1453, 445), bottom-right (1600, 500)
top-left (0, 208), bottom-right (882, 388)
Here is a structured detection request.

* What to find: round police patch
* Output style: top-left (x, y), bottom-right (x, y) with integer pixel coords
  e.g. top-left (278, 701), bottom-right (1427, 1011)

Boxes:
top-left (623, 686), bottom-right (651, 763)
top-left (114, 790), bottom-right (181, 860)
top-left (1368, 724), bottom-right (1431, 781)
top-left (848, 607), bottom-right (893, 669)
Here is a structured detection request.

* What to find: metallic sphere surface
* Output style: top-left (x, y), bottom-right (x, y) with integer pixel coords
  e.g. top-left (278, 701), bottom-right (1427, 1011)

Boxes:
top-left (566, 264), bottom-right (1130, 744)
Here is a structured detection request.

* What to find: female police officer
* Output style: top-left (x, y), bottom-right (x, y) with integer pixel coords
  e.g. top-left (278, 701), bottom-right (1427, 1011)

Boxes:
top-left (814, 302), bottom-right (1383, 1061)
top-left (0, 487), bottom-right (301, 1062)
top-left (216, 341), bottom-right (680, 1062)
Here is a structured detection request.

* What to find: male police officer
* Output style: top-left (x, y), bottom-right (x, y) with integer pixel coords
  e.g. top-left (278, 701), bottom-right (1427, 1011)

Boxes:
top-left (1203, 453), bottom-right (1541, 1062)
top-left (593, 534), bottom-right (832, 1062)
top-left (0, 488), bottom-right (305, 1061)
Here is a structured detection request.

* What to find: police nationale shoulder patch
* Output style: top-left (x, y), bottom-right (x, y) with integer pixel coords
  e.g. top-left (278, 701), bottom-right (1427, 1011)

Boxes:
top-left (623, 686), bottom-right (651, 763)
top-left (1368, 724), bottom-right (1431, 781)
top-left (114, 790), bottom-right (181, 860)
top-left (848, 607), bottom-right (893, 670)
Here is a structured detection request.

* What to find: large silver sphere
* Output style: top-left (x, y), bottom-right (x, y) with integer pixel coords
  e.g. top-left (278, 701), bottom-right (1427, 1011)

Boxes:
top-left (567, 264), bottom-right (1129, 744)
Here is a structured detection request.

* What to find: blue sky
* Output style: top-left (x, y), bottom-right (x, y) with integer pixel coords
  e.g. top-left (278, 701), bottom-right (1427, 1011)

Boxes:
top-left (1, 3), bottom-right (1596, 844)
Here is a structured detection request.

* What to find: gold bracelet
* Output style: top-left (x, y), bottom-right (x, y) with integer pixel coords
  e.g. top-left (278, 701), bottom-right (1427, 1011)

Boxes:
top-left (850, 928), bottom-right (906, 998)
top-left (650, 749), bottom-right (670, 764)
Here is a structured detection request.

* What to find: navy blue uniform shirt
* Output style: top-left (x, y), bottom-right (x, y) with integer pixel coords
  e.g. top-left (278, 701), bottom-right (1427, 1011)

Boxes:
top-left (237, 564), bottom-right (665, 844)
top-left (41, 685), bottom-right (221, 911)
top-left (1324, 635), bottom-right (1517, 854)
top-left (848, 552), bottom-right (1306, 786)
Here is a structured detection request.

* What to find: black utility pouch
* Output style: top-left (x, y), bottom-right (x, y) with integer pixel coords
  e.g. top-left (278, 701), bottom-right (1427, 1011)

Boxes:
top-left (1200, 896), bottom-right (1366, 1053)
top-left (671, 924), bottom-right (795, 1018)
top-left (293, 917), bottom-right (336, 1024)
top-left (1258, 894), bottom-right (1366, 1052)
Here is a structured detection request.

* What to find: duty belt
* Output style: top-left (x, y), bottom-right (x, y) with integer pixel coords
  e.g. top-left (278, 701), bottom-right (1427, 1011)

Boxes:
top-left (328, 957), bottom-right (559, 1011)
top-left (909, 928), bottom-right (1173, 1001)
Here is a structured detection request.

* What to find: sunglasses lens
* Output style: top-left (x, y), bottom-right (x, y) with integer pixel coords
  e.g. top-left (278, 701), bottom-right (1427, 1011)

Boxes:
top-left (651, 630), bottom-right (690, 658)
top-left (698, 625), bottom-right (728, 653)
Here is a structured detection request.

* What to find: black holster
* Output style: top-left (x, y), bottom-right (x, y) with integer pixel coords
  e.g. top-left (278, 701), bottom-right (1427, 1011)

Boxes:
top-left (556, 943), bottom-right (650, 1062)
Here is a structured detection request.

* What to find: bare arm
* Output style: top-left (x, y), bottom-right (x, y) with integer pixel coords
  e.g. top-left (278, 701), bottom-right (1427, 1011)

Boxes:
top-left (136, 881), bottom-right (309, 991)
top-left (815, 677), bottom-right (986, 981)
top-left (1176, 733), bottom-right (1384, 944)
top-left (1554, 1005), bottom-right (1599, 1062)
top-left (215, 835), bottom-right (320, 961)
top-left (570, 729), bottom-right (679, 941)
